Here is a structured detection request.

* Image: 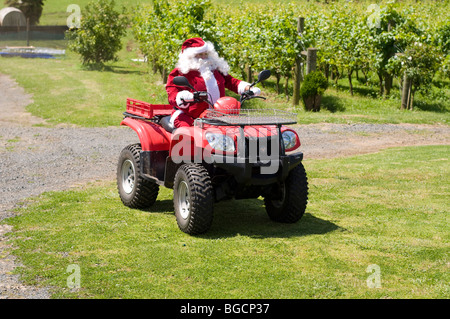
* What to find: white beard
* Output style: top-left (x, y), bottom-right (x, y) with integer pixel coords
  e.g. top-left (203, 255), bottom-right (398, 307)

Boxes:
top-left (176, 49), bottom-right (230, 81)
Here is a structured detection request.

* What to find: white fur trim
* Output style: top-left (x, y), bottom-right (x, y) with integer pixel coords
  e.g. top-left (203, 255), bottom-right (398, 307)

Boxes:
top-left (176, 42), bottom-right (230, 76)
top-left (202, 72), bottom-right (220, 105)
top-left (183, 41), bottom-right (214, 57)
top-left (170, 109), bottom-right (183, 127)
top-left (238, 81), bottom-right (251, 95)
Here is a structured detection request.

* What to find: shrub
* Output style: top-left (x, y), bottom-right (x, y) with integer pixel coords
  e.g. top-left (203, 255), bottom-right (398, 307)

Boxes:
top-left (300, 71), bottom-right (328, 98)
top-left (66, 0), bottom-right (128, 66)
top-left (300, 71), bottom-right (328, 112)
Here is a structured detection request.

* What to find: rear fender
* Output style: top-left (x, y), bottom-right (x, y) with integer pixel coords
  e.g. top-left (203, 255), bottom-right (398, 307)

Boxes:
top-left (121, 117), bottom-right (171, 151)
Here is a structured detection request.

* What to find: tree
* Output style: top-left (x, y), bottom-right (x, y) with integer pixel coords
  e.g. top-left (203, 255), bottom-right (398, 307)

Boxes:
top-left (66, 0), bottom-right (128, 66)
top-left (437, 23), bottom-right (450, 79)
top-left (365, 3), bottom-right (404, 97)
top-left (5, 0), bottom-right (45, 25)
top-left (324, 8), bottom-right (367, 96)
top-left (442, 55), bottom-right (450, 79)
top-left (260, 6), bottom-right (299, 97)
top-left (133, 0), bottom-right (212, 82)
top-left (436, 23), bottom-right (450, 56)
top-left (398, 42), bottom-right (442, 110)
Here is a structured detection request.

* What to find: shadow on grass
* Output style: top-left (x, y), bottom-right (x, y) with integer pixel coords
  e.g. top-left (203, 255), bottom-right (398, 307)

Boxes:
top-left (141, 198), bottom-right (340, 238)
top-left (205, 199), bottom-right (340, 239)
top-left (144, 199), bottom-right (174, 213)
top-left (82, 63), bottom-right (143, 75)
top-left (336, 82), bottom-right (379, 98)
top-left (414, 99), bottom-right (449, 113)
top-left (321, 95), bottom-right (346, 113)
top-left (260, 78), bottom-right (293, 96)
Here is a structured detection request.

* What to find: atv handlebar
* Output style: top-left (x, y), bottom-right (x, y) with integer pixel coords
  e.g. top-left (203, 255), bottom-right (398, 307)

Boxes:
top-left (182, 90), bottom-right (266, 108)
top-left (240, 90), bottom-right (267, 105)
top-left (174, 69), bottom-right (271, 107)
top-left (181, 91), bottom-right (213, 106)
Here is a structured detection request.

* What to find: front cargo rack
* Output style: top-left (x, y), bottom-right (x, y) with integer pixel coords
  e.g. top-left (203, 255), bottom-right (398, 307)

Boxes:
top-left (195, 109), bottom-right (298, 127)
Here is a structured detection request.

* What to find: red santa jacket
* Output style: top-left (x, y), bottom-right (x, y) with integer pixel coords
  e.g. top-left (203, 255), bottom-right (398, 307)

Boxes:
top-left (166, 68), bottom-right (244, 119)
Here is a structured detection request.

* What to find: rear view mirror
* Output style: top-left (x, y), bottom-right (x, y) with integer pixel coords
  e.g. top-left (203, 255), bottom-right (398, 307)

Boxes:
top-left (258, 70), bottom-right (271, 82)
top-left (173, 76), bottom-right (194, 90)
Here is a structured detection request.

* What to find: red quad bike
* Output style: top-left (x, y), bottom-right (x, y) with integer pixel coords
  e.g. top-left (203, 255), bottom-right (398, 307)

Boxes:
top-left (117, 70), bottom-right (308, 235)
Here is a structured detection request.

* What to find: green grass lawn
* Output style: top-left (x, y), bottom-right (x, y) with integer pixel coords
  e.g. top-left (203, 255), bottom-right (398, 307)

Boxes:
top-left (4, 145), bottom-right (449, 299)
top-left (0, 34), bottom-right (168, 127)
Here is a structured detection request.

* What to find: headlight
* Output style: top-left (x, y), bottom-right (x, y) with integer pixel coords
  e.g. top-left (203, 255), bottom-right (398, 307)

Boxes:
top-left (205, 132), bottom-right (235, 152)
top-left (282, 130), bottom-right (297, 150)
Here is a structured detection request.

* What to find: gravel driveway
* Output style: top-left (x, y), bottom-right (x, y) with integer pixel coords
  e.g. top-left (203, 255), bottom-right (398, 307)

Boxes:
top-left (0, 73), bottom-right (449, 299)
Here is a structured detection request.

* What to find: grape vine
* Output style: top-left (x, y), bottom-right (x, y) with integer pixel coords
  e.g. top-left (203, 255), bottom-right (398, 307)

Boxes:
top-left (132, 0), bottom-right (449, 109)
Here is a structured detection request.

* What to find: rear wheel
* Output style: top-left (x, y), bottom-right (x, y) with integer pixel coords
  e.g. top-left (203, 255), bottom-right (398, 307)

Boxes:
top-left (264, 162), bottom-right (308, 223)
top-left (117, 144), bottom-right (159, 209)
top-left (173, 164), bottom-right (214, 235)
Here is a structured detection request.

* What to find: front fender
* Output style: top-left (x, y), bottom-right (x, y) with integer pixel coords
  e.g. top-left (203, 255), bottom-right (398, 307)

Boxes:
top-left (121, 117), bottom-right (171, 151)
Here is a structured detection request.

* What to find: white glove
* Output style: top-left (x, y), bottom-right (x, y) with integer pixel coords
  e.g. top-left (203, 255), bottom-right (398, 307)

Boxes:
top-left (237, 81), bottom-right (262, 96)
top-left (250, 87), bottom-right (261, 96)
top-left (176, 90), bottom-right (194, 108)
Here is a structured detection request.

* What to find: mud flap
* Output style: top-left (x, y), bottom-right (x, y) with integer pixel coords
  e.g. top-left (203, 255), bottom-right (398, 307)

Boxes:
top-left (140, 150), bottom-right (169, 184)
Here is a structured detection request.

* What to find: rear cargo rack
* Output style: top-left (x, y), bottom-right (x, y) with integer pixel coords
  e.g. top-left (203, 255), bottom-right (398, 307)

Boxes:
top-left (125, 98), bottom-right (172, 119)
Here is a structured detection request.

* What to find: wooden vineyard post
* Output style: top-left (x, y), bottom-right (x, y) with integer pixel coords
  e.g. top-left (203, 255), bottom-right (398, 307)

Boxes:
top-left (26, 18), bottom-right (30, 47)
top-left (401, 72), bottom-right (412, 110)
top-left (306, 48), bottom-right (317, 74)
top-left (292, 17), bottom-right (305, 107)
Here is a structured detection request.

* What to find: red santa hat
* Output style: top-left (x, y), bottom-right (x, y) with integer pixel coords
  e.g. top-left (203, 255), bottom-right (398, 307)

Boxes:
top-left (181, 37), bottom-right (214, 56)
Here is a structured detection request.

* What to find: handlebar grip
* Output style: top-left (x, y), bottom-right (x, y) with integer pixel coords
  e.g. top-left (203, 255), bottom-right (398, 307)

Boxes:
top-left (194, 92), bottom-right (209, 101)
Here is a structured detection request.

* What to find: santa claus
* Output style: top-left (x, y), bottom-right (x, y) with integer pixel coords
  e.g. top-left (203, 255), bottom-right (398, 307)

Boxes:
top-left (166, 37), bottom-right (261, 128)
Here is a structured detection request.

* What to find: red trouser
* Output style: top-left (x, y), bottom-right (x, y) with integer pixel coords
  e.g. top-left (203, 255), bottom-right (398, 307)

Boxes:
top-left (170, 110), bottom-right (194, 128)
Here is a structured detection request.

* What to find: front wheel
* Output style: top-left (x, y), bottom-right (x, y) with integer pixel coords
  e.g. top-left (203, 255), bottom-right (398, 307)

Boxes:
top-left (264, 162), bottom-right (308, 223)
top-left (173, 164), bottom-right (214, 235)
top-left (117, 144), bottom-right (159, 209)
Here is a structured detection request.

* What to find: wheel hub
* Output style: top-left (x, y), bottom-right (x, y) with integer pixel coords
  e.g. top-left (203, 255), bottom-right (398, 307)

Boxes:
top-left (177, 181), bottom-right (191, 220)
top-left (121, 159), bottom-right (135, 194)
